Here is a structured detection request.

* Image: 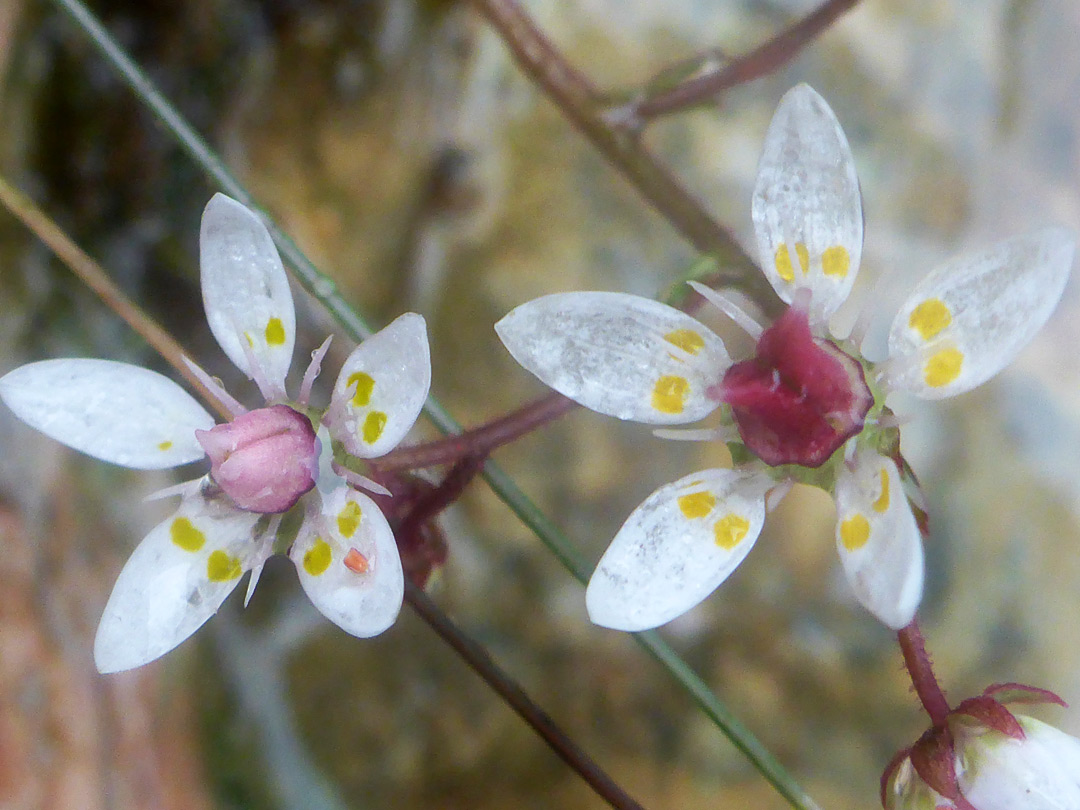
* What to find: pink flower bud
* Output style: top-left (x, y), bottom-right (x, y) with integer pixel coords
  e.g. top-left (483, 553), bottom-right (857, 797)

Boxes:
top-left (196, 404), bottom-right (318, 513)
top-left (714, 305), bottom-right (872, 467)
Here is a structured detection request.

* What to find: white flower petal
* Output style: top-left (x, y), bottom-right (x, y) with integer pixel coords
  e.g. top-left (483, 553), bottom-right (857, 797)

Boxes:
top-left (94, 488), bottom-right (261, 673)
top-left (887, 228), bottom-right (1076, 399)
top-left (290, 487), bottom-right (404, 637)
top-left (586, 468), bottom-right (768, 631)
top-left (957, 717), bottom-right (1080, 810)
top-left (200, 194), bottom-right (296, 393)
top-left (496, 292), bottom-right (729, 426)
top-left (834, 451), bottom-right (924, 629)
top-left (752, 84), bottom-right (863, 324)
top-left (0, 359), bottom-right (214, 469)
top-left (327, 313), bottom-right (431, 458)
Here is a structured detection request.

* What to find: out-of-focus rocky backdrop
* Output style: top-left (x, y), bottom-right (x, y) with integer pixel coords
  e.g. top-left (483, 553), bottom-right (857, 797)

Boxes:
top-left (1, 1), bottom-right (1079, 808)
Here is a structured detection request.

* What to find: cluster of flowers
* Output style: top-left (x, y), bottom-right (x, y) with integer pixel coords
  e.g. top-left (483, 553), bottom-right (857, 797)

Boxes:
top-left (2, 85), bottom-right (1077, 805)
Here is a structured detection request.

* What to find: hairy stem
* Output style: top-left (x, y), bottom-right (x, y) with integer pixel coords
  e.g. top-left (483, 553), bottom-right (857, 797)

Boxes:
top-left (470, 0), bottom-right (780, 313)
top-left (631, 0), bottom-right (862, 121)
top-left (405, 580), bottom-right (647, 810)
top-left (898, 620), bottom-right (951, 727)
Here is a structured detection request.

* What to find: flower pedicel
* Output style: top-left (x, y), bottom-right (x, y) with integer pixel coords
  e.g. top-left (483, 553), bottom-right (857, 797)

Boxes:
top-left (496, 84), bottom-right (1075, 633)
top-left (0, 194), bottom-right (431, 673)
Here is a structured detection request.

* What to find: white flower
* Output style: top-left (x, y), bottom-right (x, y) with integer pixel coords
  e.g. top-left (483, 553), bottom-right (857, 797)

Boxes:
top-left (496, 84), bottom-right (1075, 632)
top-left (884, 714), bottom-right (1080, 810)
top-left (955, 715), bottom-right (1080, 810)
top-left (0, 194), bottom-right (431, 672)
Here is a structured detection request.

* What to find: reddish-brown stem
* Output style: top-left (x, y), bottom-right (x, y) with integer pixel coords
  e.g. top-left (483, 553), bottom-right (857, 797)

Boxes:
top-left (898, 620), bottom-right (951, 727)
top-left (470, 0), bottom-right (780, 312)
top-left (632, 0), bottom-right (863, 121)
top-left (397, 453), bottom-right (489, 540)
top-left (372, 391), bottom-right (576, 473)
top-left (404, 579), bottom-right (647, 810)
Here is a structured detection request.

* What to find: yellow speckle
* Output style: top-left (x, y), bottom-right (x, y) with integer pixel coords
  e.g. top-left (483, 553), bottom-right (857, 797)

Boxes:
top-left (924, 348), bottom-right (964, 388)
top-left (821, 245), bottom-right (850, 278)
top-left (244, 331), bottom-right (254, 347)
top-left (303, 538), bottom-right (333, 577)
top-left (337, 501), bottom-right (363, 538)
top-left (840, 514), bottom-right (871, 551)
top-left (207, 550), bottom-right (242, 582)
top-left (714, 514), bottom-right (750, 550)
top-left (157, 440), bottom-right (173, 451)
top-left (265, 317), bottom-right (286, 346)
top-left (347, 371), bottom-right (376, 407)
top-left (664, 329), bottom-right (705, 355)
top-left (677, 491), bottom-right (716, 519)
top-left (909, 299), bottom-right (952, 341)
top-left (775, 242), bottom-right (809, 282)
top-left (362, 411), bottom-right (388, 444)
top-left (872, 468), bottom-right (890, 513)
top-left (170, 517), bottom-right (205, 552)
top-left (652, 375), bottom-right (689, 414)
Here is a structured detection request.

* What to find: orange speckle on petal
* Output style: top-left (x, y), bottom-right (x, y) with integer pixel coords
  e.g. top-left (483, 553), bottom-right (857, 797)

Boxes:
top-left (344, 548), bottom-right (369, 574)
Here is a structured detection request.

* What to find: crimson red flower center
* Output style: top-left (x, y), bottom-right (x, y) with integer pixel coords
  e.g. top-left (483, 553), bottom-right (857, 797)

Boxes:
top-left (715, 306), bottom-right (872, 467)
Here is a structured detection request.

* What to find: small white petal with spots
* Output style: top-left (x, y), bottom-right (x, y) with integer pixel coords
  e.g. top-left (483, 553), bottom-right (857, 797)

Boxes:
top-left (752, 84), bottom-right (863, 325)
top-left (586, 468), bottom-right (769, 631)
top-left (834, 451), bottom-right (923, 630)
top-left (956, 716), bottom-right (1080, 810)
top-left (496, 291), bottom-right (729, 425)
top-left (0, 359), bottom-right (214, 469)
top-left (290, 487), bottom-right (404, 638)
top-left (328, 313), bottom-right (431, 458)
top-left (200, 194), bottom-right (296, 394)
top-left (887, 228), bottom-right (1076, 399)
top-left (94, 488), bottom-right (261, 673)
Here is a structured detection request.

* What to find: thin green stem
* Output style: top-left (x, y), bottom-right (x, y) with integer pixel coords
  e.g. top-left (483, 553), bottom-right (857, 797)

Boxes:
top-left (46, 4), bottom-right (817, 807)
top-left (404, 580), bottom-right (647, 810)
top-left (1, 167), bottom-right (641, 810)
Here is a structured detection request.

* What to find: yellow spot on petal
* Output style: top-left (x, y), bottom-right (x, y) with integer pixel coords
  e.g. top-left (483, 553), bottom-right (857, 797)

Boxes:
top-left (652, 375), bottom-right (689, 415)
top-left (840, 514), bottom-right (871, 551)
top-left (170, 517), bottom-right (206, 552)
top-left (909, 298), bottom-right (953, 341)
top-left (362, 411), bottom-right (388, 444)
top-left (924, 348), bottom-right (964, 388)
top-left (303, 537), bottom-right (333, 577)
top-left (347, 371), bottom-right (376, 407)
top-left (872, 468), bottom-right (890, 513)
top-left (344, 548), bottom-right (369, 574)
top-left (265, 317), bottom-right (286, 346)
top-left (157, 440), bottom-right (173, 451)
top-left (207, 550), bottom-right (242, 582)
top-left (714, 514), bottom-right (750, 550)
top-left (775, 242), bottom-right (809, 282)
top-left (244, 331), bottom-right (255, 348)
top-left (337, 501), bottom-right (363, 538)
top-left (677, 491), bottom-right (716, 519)
top-left (664, 329), bottom-right (705, 355)
top-left (821, 245), bottom-right (850, 278)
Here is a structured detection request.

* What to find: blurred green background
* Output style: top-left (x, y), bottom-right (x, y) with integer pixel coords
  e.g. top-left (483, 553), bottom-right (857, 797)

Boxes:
top-left (1, 1), bottom-right (1079, 808)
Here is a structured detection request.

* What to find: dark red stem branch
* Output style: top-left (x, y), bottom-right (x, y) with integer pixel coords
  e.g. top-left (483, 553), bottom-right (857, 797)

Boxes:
top-left (632, 0), bottom-right (862, 121)
top-left (469, 0), bottom-right (780, 311)
top-left (404, 580), bottom-right (647, 810)
top-left (898, 620), bottom-right (951, 727)
top-left (371, 392), bottom-right (577, 473)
